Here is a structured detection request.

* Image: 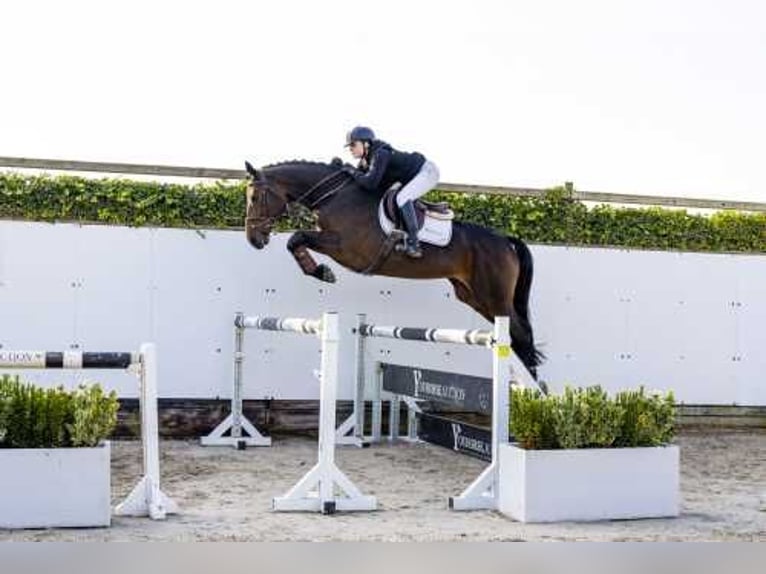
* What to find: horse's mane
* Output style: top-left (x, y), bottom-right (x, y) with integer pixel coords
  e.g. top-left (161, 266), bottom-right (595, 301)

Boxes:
top-left (261, 159), bottom-right (352, 201)
top-left (262, 159), bottom-right (332, 170)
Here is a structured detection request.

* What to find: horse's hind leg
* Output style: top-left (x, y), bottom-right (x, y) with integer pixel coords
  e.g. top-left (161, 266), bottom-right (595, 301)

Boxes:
top-left (286, 231), bottom-right (338, 283)
top-left (449, 276), bottom-right (523, 335)
top-left (448, 278), bottom-right (492, 321)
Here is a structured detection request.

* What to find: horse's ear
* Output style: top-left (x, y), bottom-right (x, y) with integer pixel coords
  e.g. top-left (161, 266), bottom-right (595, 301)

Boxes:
top-left (244, 161), bottom-right (259, 179)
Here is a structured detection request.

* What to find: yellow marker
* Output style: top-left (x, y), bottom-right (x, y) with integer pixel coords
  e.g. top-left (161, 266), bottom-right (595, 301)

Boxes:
top-left (496, 345), bottom-right (511, 358)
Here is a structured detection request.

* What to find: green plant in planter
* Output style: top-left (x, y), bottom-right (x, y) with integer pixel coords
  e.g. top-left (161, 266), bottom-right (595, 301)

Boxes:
top-left (554, 386), bottom-right (624, 449)
top-left (614, 387), bottom-right (676, 447)
top-left (67, 383), bottom-right (120, 447)
top-left (510, 384), bottom-right (676, 450)
top-left (0, 376), bottom-right (74, 448)
top-left (508, 387), bottom-right (557, 450)
top-left (0, 375), bottom-right (118, 448)
top-left (0, 375), bottom-right (16, 444)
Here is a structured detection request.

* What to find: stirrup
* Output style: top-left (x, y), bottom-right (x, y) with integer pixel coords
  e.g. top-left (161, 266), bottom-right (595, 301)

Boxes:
top-left (403, 240), bottom-right (422, 258)
top-left (394, 233), bottom-right (419, 254)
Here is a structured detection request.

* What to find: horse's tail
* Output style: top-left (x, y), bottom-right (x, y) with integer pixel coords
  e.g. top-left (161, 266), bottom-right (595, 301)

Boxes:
top-left (507, 236), bottom-right (544, 369)
top-left (508, 236), bottom-right (533, 326)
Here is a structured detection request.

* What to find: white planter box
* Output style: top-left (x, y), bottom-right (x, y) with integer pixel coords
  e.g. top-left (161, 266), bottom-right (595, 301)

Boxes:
top-left (0, 441), bottom-right (111, 529)
top-left (498, 443), bottom-right (679, 523)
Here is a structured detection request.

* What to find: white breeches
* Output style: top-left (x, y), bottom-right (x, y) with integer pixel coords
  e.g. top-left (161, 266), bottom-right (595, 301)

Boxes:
top-left (396, 160), bottom-right (440, 207)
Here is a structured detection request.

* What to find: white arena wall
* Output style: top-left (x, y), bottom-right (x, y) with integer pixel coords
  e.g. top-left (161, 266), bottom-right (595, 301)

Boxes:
top-left (0, 220), bottom-right (763, 406)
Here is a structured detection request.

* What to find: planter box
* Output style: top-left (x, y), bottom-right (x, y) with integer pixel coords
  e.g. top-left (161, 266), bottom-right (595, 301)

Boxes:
top-left (0, 441), bottom-right (111, 529)
top-left (498, 443), bottom-right (679, 523)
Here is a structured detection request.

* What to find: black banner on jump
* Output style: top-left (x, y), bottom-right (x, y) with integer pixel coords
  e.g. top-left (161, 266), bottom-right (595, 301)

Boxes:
top-left (417, 413), bottom-right (492, 462)
top-left (381, 363), bottom-right (492, 414)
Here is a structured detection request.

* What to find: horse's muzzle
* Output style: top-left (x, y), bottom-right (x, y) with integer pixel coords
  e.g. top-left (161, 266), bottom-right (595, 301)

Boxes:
top-left (246, 228), bottom-right (270, 249)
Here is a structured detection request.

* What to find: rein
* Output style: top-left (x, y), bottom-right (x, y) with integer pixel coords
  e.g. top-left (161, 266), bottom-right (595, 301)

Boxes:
top-left (296, 170), bottom-right (350, 209)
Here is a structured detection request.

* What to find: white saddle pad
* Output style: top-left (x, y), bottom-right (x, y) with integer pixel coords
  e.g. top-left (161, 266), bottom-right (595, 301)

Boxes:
top-left (378, 201), bottom-right (454, 247)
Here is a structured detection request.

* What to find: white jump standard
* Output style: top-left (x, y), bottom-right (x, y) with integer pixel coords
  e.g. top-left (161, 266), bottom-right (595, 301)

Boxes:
top-left (355, 316), bottom-right (537, 511)
top-left (201, 312), bottom-right (273, 448)
top-left (0, 344), bottom-right (177, 521)
top-left (231, 312), bottom-right (376, 514)
top-left (202, 312), bottom-right (365, 449)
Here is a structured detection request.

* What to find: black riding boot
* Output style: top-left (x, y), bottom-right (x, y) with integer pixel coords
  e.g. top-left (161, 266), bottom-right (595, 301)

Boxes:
top-left (399, 200), bottom-right (423, 258)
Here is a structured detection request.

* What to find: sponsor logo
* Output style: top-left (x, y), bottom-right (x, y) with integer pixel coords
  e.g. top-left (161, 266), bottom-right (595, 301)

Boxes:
top-left (412, 369), bottom-right (466, 405)
top-left (451, 422), bottom-right (491, 458)
top-left (0, 351), bottom-right (44, 365)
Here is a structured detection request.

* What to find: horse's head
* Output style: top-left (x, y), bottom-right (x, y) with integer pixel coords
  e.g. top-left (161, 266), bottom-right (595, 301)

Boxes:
top-left (244, 161), bottom-right (288, 249)
top-left (244, 159), bottom-right (348, 249)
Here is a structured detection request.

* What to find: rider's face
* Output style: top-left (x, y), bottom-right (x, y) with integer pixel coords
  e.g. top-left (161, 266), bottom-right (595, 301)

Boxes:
top-left (348, 140), bottom-right (366, 159)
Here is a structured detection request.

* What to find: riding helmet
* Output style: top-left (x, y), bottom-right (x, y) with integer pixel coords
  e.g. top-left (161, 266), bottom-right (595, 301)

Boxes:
top-left (345, 126), bottom-right (375, 146)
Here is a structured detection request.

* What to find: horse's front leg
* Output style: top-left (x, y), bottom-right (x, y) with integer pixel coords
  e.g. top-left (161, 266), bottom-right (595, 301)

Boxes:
top-left (286, 230), bottom-right (339, 283)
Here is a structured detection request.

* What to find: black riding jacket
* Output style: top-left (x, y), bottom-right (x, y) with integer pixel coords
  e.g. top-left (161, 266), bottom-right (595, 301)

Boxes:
top-left (350, 140), bottom-right (426, 193)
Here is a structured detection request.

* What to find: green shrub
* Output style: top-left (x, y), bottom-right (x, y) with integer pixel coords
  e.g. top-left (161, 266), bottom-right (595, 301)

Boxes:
top-left (0, 375), bottom-right (118, 449)
top-left (510, 384), bottom-right (676, 450)
top-left (614, 387), bottom-right (676, 447)
top-left (427, 186), bottom-right (766, 253)
top-left (67, 384), bottom-right (120, 447)
top-left (507, 387), bottom-right (557, 450)
top-left (553, 386), bottom-right (623, 449)
top-left (1, 173), bottom-right (764, 253)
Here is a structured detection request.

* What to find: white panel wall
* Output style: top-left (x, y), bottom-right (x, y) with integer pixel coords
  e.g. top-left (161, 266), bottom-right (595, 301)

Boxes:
top-left (531, 246), bottom-right (757, 404)
top-left (0, 221), bottom-right (763, 405)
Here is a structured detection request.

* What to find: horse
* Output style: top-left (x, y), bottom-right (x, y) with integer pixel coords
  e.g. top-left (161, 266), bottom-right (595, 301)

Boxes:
top-left (244, 159), bottom-right (543, 375)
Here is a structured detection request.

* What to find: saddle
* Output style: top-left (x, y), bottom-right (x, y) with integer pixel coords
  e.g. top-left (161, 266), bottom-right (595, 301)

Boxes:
top-left (382, 185), bottom-right (453, 231)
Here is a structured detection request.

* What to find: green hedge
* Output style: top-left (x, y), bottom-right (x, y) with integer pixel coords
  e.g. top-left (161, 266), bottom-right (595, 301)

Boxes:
top-left (1, 172), bottom-right (764, 253)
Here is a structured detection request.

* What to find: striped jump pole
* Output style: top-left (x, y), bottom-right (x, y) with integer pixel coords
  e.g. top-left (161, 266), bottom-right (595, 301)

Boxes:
top-left (0, 351), bottom-right (137, 370)
top-left (356, 320), bottom-right (537, 389)
top-left (0, 344), bottom-right (177, 520)
top-left (238, 315), bottom-right (323, 334)
top-left (358, 324), bottom-right (493, 347)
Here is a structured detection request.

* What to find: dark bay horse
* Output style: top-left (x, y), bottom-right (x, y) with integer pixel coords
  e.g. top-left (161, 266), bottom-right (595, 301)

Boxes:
top-left (244, 160), bottom-right (543, 375)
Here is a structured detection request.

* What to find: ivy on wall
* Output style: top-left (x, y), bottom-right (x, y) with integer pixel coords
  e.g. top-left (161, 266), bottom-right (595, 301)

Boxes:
top-left (1, 173), bottom-right (764, 253)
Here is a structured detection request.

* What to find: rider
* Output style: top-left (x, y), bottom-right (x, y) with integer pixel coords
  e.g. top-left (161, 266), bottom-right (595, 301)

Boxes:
top-left (343, 126), bottom-right (440, 259)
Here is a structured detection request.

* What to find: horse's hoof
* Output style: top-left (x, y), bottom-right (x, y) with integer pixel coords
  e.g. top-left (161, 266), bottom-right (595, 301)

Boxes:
top-left (314, 264), bottom-right (336, 283)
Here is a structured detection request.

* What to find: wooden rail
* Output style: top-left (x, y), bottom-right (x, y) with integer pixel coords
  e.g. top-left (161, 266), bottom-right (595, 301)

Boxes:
top-left (2, 156), bottom-right (765, 212)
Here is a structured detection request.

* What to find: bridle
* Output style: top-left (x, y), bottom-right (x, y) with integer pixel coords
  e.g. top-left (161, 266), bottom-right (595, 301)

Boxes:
top-left (245, 175), bottom-right (277, 235)
top-left (245, 168), bottom-right (350, 234)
